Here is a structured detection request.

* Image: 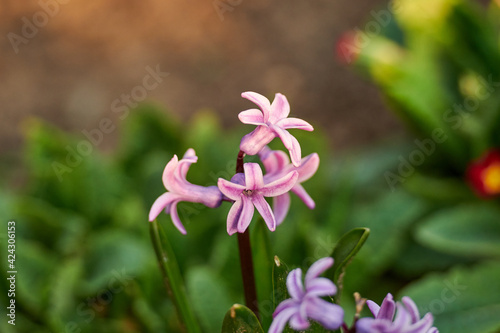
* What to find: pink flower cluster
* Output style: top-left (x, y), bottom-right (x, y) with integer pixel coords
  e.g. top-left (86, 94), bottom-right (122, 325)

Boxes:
top-left (149, 91), bottom-right (319, 235)
top-left (270, 258), bottom-right (439, 333)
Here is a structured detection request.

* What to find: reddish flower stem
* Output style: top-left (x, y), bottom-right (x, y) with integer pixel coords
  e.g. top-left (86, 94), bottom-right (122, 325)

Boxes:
top-left (237, 230), bottom-right (259, 319)
top-left (235, 150), bottom-right (260, 319)
top-left (236, 150), bottom-right (245, 173)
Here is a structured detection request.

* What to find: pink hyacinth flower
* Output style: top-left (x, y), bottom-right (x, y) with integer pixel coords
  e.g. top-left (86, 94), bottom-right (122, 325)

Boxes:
top-left (356, 293), bottom-right (438, 333)
top-left (269, 257), bottom-right (344, 333)
top-left (149, 148), bottom-right (223, 234)
top-left (260, 147), bottom-right (319, 225)
top-left (238, 91), bottom-right (314, 167)
top-left (217, 163), bottom-right (298, 235)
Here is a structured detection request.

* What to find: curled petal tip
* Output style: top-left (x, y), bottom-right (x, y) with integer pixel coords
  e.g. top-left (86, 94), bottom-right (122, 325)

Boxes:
top-left (241, 91), bottom-right (254, 97)
top-left (238, 109), bottom-right (265, 125)
top-left (184, 148), bottom-right (196, 158)
top-left (151, 149), bottom-right (223, 234)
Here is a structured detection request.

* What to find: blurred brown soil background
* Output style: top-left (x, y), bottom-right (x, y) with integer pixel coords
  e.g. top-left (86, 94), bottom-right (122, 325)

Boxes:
top-left (0, 0), bottom-right (404, 156)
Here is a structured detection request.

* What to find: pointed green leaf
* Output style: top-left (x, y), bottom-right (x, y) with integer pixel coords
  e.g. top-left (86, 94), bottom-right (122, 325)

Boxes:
top-left (271, 256), bottom-right (297, 333)
top-left (329, 228), bottom-right (370, 283)
top-left (221, 304), bottom-right (264, 333)
top-left (415, 203), bottom-right (500, 257)
top-left (150, 219), bottom-right (201, 333)
top-left (328, 228), bottom-right (370, 300)
top-left (272, 256), bottom-right (290, 309)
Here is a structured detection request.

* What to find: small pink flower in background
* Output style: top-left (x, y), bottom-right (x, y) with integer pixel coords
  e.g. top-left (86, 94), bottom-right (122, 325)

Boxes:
top-left (466, 149), bottom-right (500, 197)
top-left (260, 147), bottom-right (320, 224)
top-left (336, 30), bottom-right (361, 65)
top-left (356, 293), bottom-right (438, 333)
top-left (149, 148), bottom-right (223, 234)
top-left (238, 91), bottom-right (314, 167)
top-left (217, 163), bottom-right (298, 235)
top-left (269, 257), bottom-right (344, 333)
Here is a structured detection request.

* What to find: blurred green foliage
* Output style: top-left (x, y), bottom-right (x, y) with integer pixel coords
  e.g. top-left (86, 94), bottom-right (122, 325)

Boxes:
top-left (346, 0), bottom-right (500, 331)
top-left (0, 98), bottom-right (498, 332)
top-left (355, 0), bottom-right (500, 170)
top-left (1, 2), bottom-right (500, 331)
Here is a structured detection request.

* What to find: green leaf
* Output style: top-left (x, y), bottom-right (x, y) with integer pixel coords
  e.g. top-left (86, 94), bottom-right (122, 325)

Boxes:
top-left (272, 256), bottom-right (290, 310)
top-left (415, 203), bottom-right (500, 257)
top-left (84, 229), bottom-right (151, 293)
top-left (393, 241), bottom-right (474, 278)
top-left (46, 257), bottom-right (84, 331)
top-left (129, 280), bottom-right (167, 333)
top-left (22, 118), bottom-right (125, 223)
top-left (15, 196), bottom-right (87, 254)
top-left (251, 219), bottom-right (273, 329)
top-left (400, 261), bottom-right (500, 333)
top-left (271, 256), bottom-right (296, 333)
top-left (404, 173), bottom-right (474, 203)
top-left (364, 42), bottom-right (468, 167)
top-left (209, 232), bottom-right (242, 297)
top-left (327, 228), bottom-right (370, 301)
top-left (221, 304), bottom-right (264, 333)
top-left (348, 191), bottom-right (429, 274)
top-left (150, 219), bottom-right (201, 333)
top-left (329, 228), bottom-right (370, 283)
top-left (8, 237), bottom-right (55, 317)
top-left (186, 267), bottom-right (233, 333)
top-left (118, 105), bottom-right (183, 175)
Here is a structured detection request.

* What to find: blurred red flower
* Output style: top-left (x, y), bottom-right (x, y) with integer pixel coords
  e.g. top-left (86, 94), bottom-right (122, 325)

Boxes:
top-left (466, 149), bottom-right (500, 197)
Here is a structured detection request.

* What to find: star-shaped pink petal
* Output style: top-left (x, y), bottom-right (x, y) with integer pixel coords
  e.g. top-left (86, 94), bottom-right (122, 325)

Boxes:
top-left (217, 163), bottom-right (298, 235)
top-left (238, 92), bottom-right (314, 167)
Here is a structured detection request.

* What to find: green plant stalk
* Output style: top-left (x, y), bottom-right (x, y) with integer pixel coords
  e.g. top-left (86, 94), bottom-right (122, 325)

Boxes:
top-left (150, 219), bottom-right (202, 333)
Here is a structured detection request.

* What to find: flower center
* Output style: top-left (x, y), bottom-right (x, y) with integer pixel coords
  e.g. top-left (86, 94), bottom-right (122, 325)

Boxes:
top-left (243, 189), bottom-right (254, 196)
top-left (481, 162), bottom-right (500, 195)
